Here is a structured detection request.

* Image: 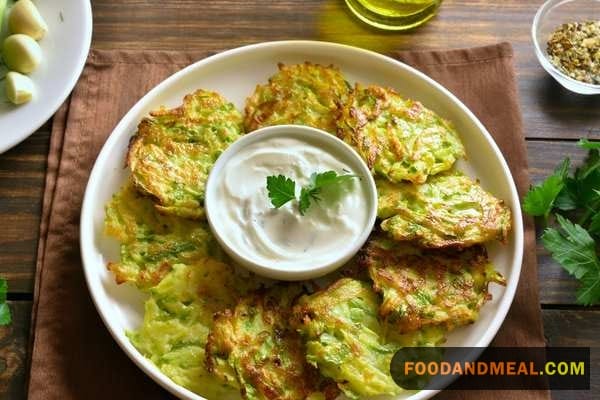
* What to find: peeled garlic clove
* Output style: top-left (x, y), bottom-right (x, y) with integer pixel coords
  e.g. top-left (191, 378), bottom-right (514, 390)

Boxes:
top-left (5, 71), bottom-right (35, 104)
top-left (8, 0), bottom-right (48, 40)
top-left (2, 34), bottom-right (42, 74)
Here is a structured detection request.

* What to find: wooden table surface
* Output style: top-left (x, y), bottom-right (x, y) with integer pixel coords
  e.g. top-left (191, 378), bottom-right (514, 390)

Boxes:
top-left (1, 0), bottom-right (599, 398)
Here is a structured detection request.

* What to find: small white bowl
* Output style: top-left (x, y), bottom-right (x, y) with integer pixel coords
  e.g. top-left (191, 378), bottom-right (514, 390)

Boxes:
top-left (532, 0), bottom-right (600, 95)
top-left (204, 125), bottom-right (378, 281)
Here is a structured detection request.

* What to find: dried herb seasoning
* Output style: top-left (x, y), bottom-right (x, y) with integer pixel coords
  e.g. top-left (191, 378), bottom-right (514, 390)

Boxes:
top-left (547, 20), bottom-right (600, 85)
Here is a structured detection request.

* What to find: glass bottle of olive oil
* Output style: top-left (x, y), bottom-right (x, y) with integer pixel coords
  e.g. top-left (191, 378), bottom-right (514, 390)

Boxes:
top-left (345, 0), bottom-right (443, 30)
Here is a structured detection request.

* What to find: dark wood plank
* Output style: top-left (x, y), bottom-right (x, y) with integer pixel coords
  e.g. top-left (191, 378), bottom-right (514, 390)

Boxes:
top-left (543, 309), bottom-right (600, 400)
top-left (544, 309), bottom-right (600, 346)
top-left (527, 141), bottom-right (588, 185)
top-left (0, 301), bottom-right (31, 400)
top-left (0, 127), bottom-right (49, 294)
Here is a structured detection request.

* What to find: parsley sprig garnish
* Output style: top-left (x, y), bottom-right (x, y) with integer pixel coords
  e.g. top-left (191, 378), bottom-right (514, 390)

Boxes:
top-left (266, 170), bottom-right (358, 215)
top-left (523, 138), bottom-right (600, 305)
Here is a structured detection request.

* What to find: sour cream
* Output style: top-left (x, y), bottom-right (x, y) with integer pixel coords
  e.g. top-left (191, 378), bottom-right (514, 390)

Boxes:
top-left (207, 129), bottom-right (374, 275)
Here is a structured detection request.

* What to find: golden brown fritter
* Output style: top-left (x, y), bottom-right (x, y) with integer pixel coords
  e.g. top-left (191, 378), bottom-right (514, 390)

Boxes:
top-left (336, 84), bottom-right (465, 184)
top-left (377, 170), bottom-right (512, 248)
top-left (362, 237), bottom-right (506, 334)
top-left (205, 286), bottom-right (337, 400)
top-left (128, 259), bottom-right (264, 398)
top-left (127, 89), bottom-right (243, 219)
top-left (104, 182), bottom-right (224, 289)
top-left (292, 278), bottom-right (403, 399)
top-left (244, 62), bottom-right (350, 133)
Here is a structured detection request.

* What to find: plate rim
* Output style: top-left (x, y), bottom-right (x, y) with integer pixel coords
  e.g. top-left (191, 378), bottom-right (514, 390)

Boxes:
top-left (0, 0), bottom-right (93, 153)
top-left (79, 40), bottom-right (524, 400)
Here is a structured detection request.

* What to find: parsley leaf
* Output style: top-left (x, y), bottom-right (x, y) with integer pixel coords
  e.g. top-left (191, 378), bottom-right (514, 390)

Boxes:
top-left (0, 303), bottom-right (10, 326)
top-left (542, 215), bottom-right (598, 279)
top-left (578, 270), bottom-right (600, 306)
top-left (522, 158), bottom-right (569, 217)
top-left (266, 175), bottom-right (296, 208)
top-left (576, 148), bottom-right (600, 181)
top-left (542, 215), bottom-right (600, 305)
top-left (569, 150), bottom-right (600, 216)
top-left (554, 181), bottom-right (578, 211)
top-left (578, 138), bottom-right (600, 150)
top-left (0, 279), bottom-right (6, 303)
top-left (0, 279), bottom-right (11, 326)
top-left (311, 170), bottom-right (338, 188)
top-left (589, 201), bottom-right (600, 236)
top-left (298, 171), bottom-right (358, 215)
top-left (298, 187), bottom-right (313, 215)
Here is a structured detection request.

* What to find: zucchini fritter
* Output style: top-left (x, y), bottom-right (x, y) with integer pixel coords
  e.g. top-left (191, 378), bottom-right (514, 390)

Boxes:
top-left (362, 237), bottom-right (506, 334)
top-left (205, 287), bottom-right (336, 400)
top-left (127, 89), bottom-right (243, 219)
top-left (336, 84), bottom-right (465, 184)
top-left (378, 171), bottom-right (512, 248)
top-left (392, 325), bottom-right (448, 348)
top-left (244, 62), bottom-right (350, 134)
top-left (128, 259), bottom-right (261, 399)
top-left (292, 278), bottom-right (402, 399)
top-left (104, 182), bottom-right (223, 289)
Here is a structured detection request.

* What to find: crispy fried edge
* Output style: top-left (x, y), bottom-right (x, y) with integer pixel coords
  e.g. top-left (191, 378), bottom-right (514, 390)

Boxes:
top-left (125, 89), bottom-right (239, 219)
top-left (378, 172), bottom-right (513, 249)
top-left (359, 240), bottom-right (507, 332)
top-left (243, 62), bottom-right (348, 132)
top-left (205, 289), bottom-right (338, 400)
top-left (335, 84), bottom-right (465, 183)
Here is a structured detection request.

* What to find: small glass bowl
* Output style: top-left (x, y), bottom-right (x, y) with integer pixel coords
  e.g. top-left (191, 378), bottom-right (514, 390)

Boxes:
top-left (532, 0), bottom-right (600, 95)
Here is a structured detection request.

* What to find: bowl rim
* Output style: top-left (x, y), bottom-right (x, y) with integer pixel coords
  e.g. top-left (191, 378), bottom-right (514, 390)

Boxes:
top-left (204, 124), bottom-right (378, 281)
top-left (79, 40), bottom-right (525, 400)
top-left (531, 0), bottom-right (600, 90)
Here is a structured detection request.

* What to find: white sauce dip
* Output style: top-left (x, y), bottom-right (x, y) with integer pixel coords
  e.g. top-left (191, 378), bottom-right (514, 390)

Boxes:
top-left (212, 136), bottom-right (370, 269)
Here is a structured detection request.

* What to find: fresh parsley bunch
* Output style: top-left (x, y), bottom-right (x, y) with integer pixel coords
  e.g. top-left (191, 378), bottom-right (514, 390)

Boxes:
top-left (523, 139), bottom-right (600, 305)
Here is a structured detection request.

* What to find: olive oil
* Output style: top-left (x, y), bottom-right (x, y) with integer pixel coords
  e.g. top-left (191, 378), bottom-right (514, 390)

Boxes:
top-left (345, 0), bottom-right (443, 30)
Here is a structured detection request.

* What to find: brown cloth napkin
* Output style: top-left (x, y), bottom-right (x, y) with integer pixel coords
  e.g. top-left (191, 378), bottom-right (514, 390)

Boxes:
top-left (27, 44), bottom-right (548, 400)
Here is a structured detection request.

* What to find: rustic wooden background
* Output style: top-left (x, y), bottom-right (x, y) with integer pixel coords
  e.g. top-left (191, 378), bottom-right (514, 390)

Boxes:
top-left (0, 0), bottom-right (599, 398)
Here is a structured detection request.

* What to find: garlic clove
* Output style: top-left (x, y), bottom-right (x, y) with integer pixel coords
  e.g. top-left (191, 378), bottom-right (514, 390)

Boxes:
top-left (5, 71), bottom-right (35, 104)
top-left (8, 0), bottom-right (48, 40)
top-left (2, 34), bottom-right (42, 74)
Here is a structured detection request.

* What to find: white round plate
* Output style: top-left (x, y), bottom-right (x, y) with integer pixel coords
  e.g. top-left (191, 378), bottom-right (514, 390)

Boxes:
top-left (80, 41), bottom-right (524, 400)
top-left (0, 0), bottom-right (92, 153)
